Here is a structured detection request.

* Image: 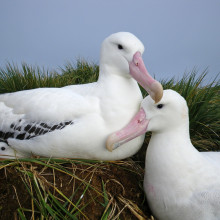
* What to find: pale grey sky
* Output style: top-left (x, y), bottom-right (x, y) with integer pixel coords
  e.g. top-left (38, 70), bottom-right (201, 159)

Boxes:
top-left (0, 0), bottom-right (219, 82)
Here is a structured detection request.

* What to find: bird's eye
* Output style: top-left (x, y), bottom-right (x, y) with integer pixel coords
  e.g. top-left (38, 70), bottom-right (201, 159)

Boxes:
top-left (157, 104), bottom-right (164, 109)
top-left (118, 44), bottom-right (123, 50)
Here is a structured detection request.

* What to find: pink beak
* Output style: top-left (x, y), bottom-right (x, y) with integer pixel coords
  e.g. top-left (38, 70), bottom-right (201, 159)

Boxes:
top-left (106, 108), bottom-right (148, 152)
top-left (129, 52), bottom-right (163, 103)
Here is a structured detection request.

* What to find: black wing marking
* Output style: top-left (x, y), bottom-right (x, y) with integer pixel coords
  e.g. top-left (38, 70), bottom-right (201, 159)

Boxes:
top-left (0, 120), bottom-right (74, 142)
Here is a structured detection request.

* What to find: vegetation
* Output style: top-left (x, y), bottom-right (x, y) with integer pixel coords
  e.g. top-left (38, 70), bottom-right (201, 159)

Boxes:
top-left (0, 60), bottom-right (219, 219)
top-left (0, 60), bottom-right (99, 93)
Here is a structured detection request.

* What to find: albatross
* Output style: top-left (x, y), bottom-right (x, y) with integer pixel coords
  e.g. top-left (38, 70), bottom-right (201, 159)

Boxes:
top-left (107, 89), bottom-right (220, 220)
top-left (0, 32), bottom-right (163, 160)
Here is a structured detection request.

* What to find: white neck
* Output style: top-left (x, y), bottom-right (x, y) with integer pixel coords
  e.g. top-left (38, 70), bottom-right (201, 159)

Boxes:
top-left (98, 62), bottom-right (129, 79)
top-left (97, 65), bottom-right (142, 99)
top-left (145, 124), bottom-right (204, 193)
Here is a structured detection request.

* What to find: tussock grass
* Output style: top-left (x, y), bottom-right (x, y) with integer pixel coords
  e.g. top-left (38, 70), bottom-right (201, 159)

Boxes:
top-left (0, 60), bottom-right (219, 219)
top-left (57, 60), bottom-right (99, 86)
top-left (0, 63), bottom-right (58, 93)
top-left (0, 60), bottom-right (99, 94)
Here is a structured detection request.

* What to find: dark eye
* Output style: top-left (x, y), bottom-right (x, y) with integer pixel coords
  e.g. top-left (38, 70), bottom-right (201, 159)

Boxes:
top-left (118, 44), bottom-right (123, 50)
top-left (157, 104), bottom-right (164, 109)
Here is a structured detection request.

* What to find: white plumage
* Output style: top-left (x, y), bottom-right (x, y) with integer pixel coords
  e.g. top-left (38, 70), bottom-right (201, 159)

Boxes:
top-left (107, 90), bottom-right (220, 220)
top-left (0, 32), bottom-right (162, 160)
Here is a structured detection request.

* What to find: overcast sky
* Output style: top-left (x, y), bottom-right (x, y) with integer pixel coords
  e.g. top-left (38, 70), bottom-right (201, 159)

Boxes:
top-left (0, 0), bottom-right (219, 83)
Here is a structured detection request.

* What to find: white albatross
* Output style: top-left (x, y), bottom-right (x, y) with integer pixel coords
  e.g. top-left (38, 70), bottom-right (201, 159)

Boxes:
top-left (0, 32), bottom-right (163, 160)
top-left (107, 89), bottom-right (220, 220)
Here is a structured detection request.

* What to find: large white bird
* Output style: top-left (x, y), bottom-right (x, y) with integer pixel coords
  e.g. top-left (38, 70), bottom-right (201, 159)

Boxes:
top-left (107, 89), bottom-right (220, 220)
top-left (0, 32), bottom-right (163, 160)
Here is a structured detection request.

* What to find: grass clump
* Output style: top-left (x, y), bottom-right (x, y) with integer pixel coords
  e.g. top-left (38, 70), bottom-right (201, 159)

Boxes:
top-left (0, 63), bottom-right (57, 93)
top-left (0, 59), bottom-right (99, 94)
top-left (57, 60), bottom-right (99, 86)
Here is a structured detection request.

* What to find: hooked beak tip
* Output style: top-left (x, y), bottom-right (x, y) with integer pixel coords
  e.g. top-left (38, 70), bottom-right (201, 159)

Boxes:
top-left (154, 91), bottom-right (163, 104)
top-left (150, 81), bottom-right (163, 103)
top-left (106, 135), bottom-right (122, 152)
top-left (106, 136), bottom-right (114, 152)
top-left (106, 144), bottom-right (113, 152)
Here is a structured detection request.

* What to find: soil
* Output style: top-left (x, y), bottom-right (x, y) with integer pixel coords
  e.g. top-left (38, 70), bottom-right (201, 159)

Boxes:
top-left (0, 143), bottom-right (155, 220)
